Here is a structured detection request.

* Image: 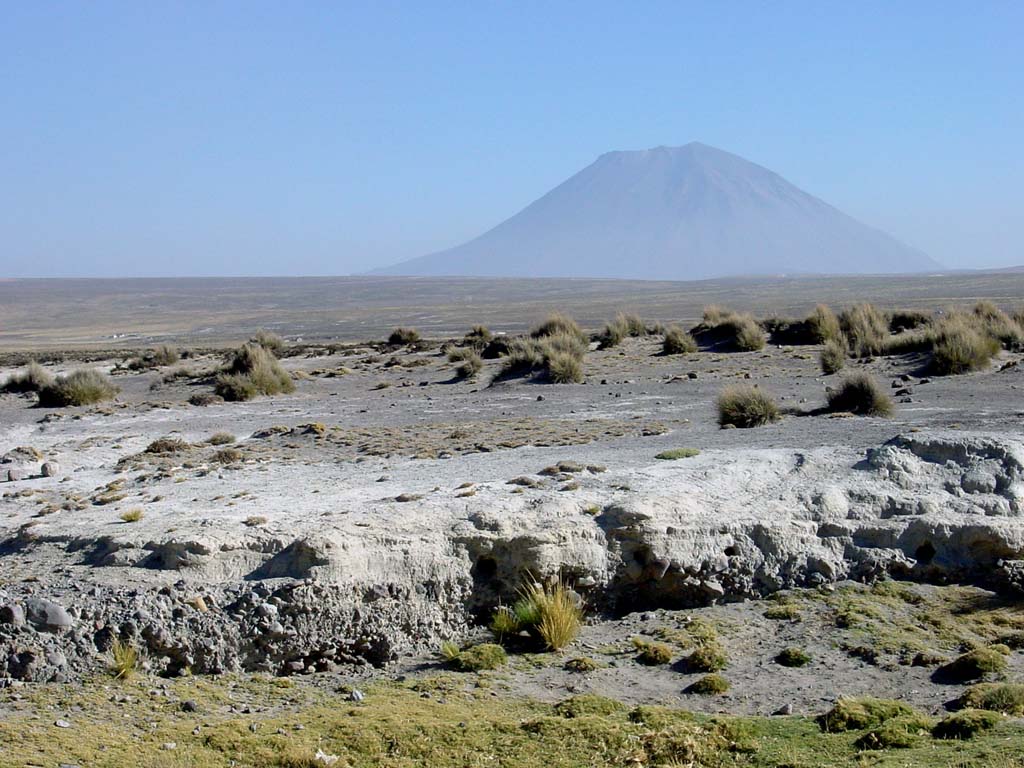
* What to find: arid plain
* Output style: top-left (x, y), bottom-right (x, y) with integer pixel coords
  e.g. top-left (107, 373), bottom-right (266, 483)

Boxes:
top-left (2, 274), bottom-right (1024, 767)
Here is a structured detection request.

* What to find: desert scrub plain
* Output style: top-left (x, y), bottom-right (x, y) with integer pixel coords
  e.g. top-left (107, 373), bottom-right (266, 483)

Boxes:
top-left (2, 293), bottom-right (1024, 766)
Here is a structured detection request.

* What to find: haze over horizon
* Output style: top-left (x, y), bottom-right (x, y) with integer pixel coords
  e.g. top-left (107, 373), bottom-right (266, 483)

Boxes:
top-left (2, 3), bottom-right (1022, 278)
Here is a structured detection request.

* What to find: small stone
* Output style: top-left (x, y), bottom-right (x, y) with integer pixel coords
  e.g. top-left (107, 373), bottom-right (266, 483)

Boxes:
top-left (536, 395), bottom-right (544, 401)
top-left (162, 742), bottom-right (176, 751)
top-left (26, 598), bottom-right (73, 631)
top-left (773, 703), bottom-right (793, 716)
top-left (348, 688), bottom-right (365, 702)
top-left (6, 469), bottom-right (26, 482)
top-left (180, 700), bottom-right (198, 713)
top-left (54, 719), bottom-right (71, 728)
top-left (41, 462), bottom-right (60, 477)
top-left (0, 604), bottom-right (25, 626)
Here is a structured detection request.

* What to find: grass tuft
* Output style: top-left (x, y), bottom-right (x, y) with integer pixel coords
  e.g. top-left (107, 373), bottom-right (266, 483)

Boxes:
top-left (1, 361), bottom-right (54, 394)
top-left (717, 385), bottom-right (780, 428)
top-left (215, 343), bottom-right (295, 401)
top-left (655, 447), bottom-right (699, 460)
top-left (819, 338), bottom-right (846, 374)
top-left (387, 327), bottom-right (421, 345)
top-left (37, 368), bottom-right (119, 407)
top-left (825, 373), bottom-right (894, 416)
top-left (109, 639), bottom-right (139, 680)
top-left (662, 325), bottom-right (697, 355)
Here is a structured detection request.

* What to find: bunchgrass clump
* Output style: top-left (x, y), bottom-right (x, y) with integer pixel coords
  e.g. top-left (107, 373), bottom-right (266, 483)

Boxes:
top-left (696, 309), bottom-right (765, 351)
top-left (888, 309), bottom-right (933, 333)
top-left (207, 432), bottom-right (236, 445)
top-left (128, 344), bottom-right (181, 370)
top-left (546, 349), bottom-right (583, 383)
top-left (819, 338), bottom-right (846, 374)
top-left (973, 300), bottom-right (1023, 347)
top-left (716, 385), bottom-right (780, 428)
top-left (839, 303), bottom-right (889, 357)
top-left (448, 348), bottom-right (483, 379)
top-left (498, 332), bottom-right (585, 384)
top-left (464, 325), bottom-right (493, 348)
top-left (598, 313), bottom-right (645, 348)
top-left (688, 674), bottom-right (729, 695)
top-left (119, 508), bottom-right (144, 523)
top-left (491, 582), bottom-right (582, 651)
top-left (631, 638), bottom-right (674, 665)
top-left (530, 312), bottom-right (587, 344)
top-left (214, 343), bottom-right (295, 401)
top-left (806, 304), bottom-right (842, 343)
top-left (662, 325), bottom-right (697, 355)
top-left (1, 361), bottom-right (53, 393)
top-left (931, 314), bottom-right (1001, 374)
top-left (387, 327), bottom-right (421, 345)
top-left (825, 373), bottom-right (894, 416)
top-left (109, 639), bottom-right (139, 680)
top-left (250, 329), bottom-right (285, 355)
top-left (932, 709), bottom-right (1001, 740)
top-left (37, 369), bottom-right (119, 407)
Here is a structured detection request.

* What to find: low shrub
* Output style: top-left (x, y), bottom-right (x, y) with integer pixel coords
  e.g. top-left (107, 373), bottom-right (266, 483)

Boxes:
top-left (554, 694), bottom-right (627, 719)
top-left (818, 697), bottom-right (918, 732)
top-left (207, 432), bottom-right (235, 445)
top-left (119, 508), bottom-right (144, 523)
top-left (775, 647), bottom-right (811, 667)
top-left (440, 642), bottom-right (507, 672)
top-left (128, 344), bottom-right (180, 370)
top-left (145, 437), bottom-right (189, 454)
top-left (687, 673), bottom-right (729, 695)
top-left (662, 326), bottom-right (697, 355)
top-left (855, 714), bottom-right (934, 750)
top-left (825, 373), bottom-right (893, 416)
top-left (655, 447), bottom-right (699, 460)
top-left (631, 638), bottom-right (674, 665)
top-left (932, 709), bottom-right (1001, 740)
top-left (1, 361), bottom-right (53, 393)
top-left (387, 327), bottom-right (420, 346)
top-left (819, 338), bottom-right (846, 375)
top-left (37, 369), bottom-right (119, 407)
top-left (213, 447), bottom-right (242, 464)
top-left (480, 336), bottom-right (513, 359)
top-left (687, 642), bottom-right (727, 672)
top-left (564, 657), bottom-right (599, 673)
top-left (717, 385), bottom-right (780, 428)
top-left (958, 683), bottom-right (1024, 715)
top-left (214, 343), bottom-right (295, 401)
top-left (938, 647), bottom-right (1008, 682)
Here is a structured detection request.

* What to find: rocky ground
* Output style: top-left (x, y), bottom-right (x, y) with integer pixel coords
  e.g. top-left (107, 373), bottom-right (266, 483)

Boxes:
top-left (1, 329), bottom-right (1024, 766)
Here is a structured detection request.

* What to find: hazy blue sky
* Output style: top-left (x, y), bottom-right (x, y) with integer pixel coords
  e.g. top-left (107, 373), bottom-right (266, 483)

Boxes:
top-left (2, 2), bottom-right (1021, 277)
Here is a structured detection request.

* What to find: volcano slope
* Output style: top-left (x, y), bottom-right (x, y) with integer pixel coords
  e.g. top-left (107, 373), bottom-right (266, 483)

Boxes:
top-left (1, 312), bottom-right (1024, 766)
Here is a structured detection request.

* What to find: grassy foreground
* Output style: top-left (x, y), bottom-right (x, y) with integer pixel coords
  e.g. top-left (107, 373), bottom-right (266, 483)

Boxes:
top-left (0, 673), bottom-right (1022, 767)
